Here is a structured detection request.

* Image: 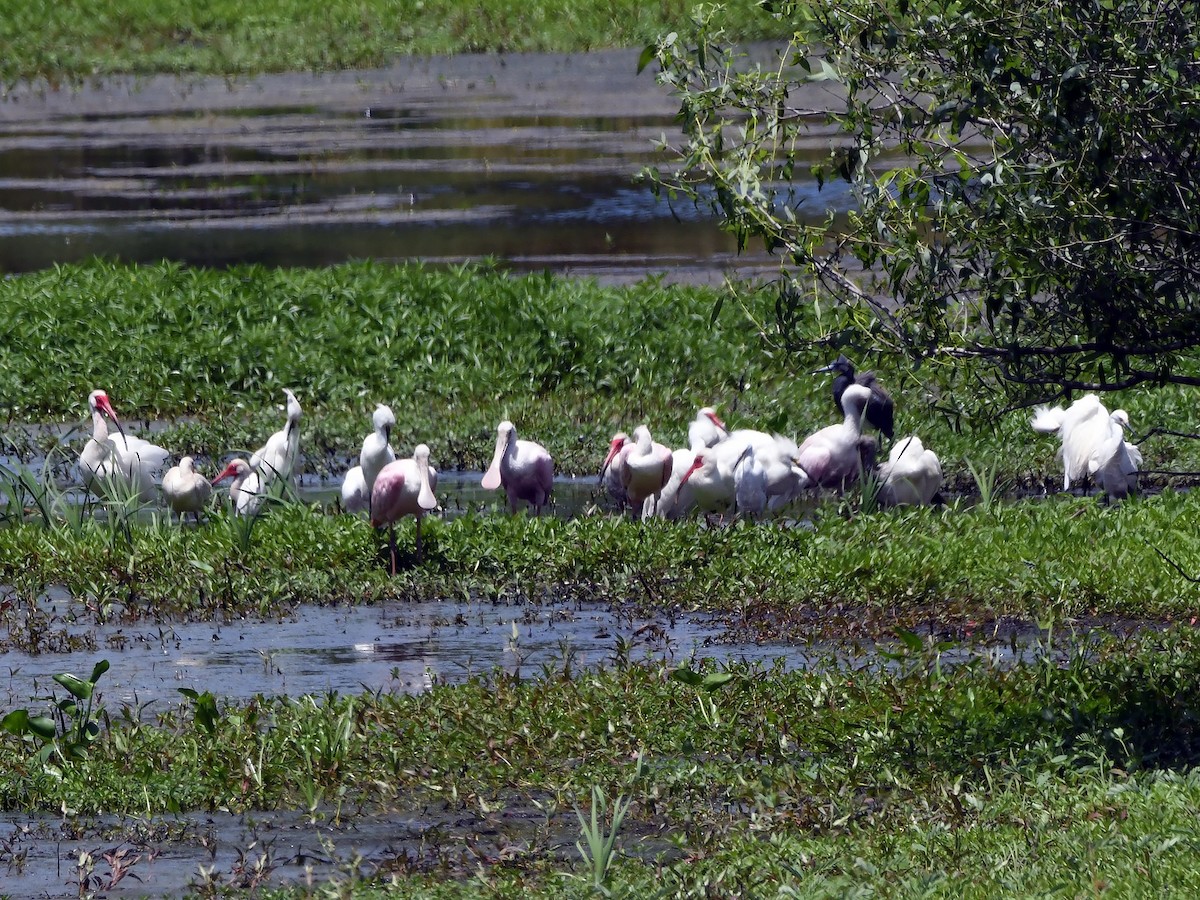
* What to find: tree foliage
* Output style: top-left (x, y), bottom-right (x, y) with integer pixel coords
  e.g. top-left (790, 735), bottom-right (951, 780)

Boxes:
top-left (645, 0), bottom-right (1200, 407)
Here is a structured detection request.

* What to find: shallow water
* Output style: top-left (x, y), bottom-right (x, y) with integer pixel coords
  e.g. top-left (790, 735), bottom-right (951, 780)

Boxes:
top-left (0, 50), bottom-right (848, 283)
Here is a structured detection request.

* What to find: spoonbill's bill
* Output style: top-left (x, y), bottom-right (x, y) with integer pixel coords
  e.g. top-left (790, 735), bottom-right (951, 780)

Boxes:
top-left (1031, 394), bottom-right (1140, 497)
top-left (481, 421), bottom-right (554, 514)
top-left (370, 444), bottom-right (439, 572)
top-left (211, 458), bottom-right (263, 516)
top-left (813, 355), bottom-right (895, 439)
top-left (342, 404), bottom-right (397, 515)
top-left (161, 456), bottom-right (213, 522)
top-left (876, 435), bottom-right (943, 507)
top-left (616, 425), bottom-right (674, 519)
top-left (600, 431), bottom-right (631, 510)
top-left (78, 389), bottom-right (169, 503)
top-left (796, 383), bottom-right (875, 490)
top-left (251, 388), bottom-right (302, 486)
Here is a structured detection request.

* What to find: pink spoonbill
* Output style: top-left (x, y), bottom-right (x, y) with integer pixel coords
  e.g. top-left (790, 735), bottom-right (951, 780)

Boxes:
top-left (78, 389), bottom-right (169, 503)
top-left (342, 404), bottom-right (397, 515)
top-left (161, 456), bottom-right (213, 522)
top-left (481, 421), bottom-right (554, 514)
top-left (370, 443), bottom-right (439, 572)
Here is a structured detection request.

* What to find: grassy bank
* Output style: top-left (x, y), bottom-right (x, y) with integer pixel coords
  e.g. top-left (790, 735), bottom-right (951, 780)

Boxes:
top-left (0, 0), bottom-right (780, 87)
top-left (2, 259), bottom-right (1199, 486)
top-left (6, 633), bottom-right (1200, 894)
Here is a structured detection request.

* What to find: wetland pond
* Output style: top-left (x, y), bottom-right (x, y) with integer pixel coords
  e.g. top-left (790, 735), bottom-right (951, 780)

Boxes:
top-left (0, 48), bottom-right (848, 284)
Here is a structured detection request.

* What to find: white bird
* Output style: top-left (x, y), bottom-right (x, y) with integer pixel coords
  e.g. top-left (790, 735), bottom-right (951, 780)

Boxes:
top-left (250, 388), bottom-right (302, 488)
top-left (481, 420), bottom-right (554, 514)
top-left (689, 406), bottom-right (728, 450)
top-left (342, 404), bottom-right (397, 515)
top-left (1094, 410), bottom-right (1142, 499)
top-left (78, 389), bottom-right (169, 503)
top-left (616, 425), bottom-right (674, 519)
top-left (678, 432), bottom-right (808, 518)
top-left (1031, 394), bottom-right (1140, 496)
top-left (161, 456), bottom-right (213, 522)
top-left (211, 457), bottom-right (263, 516)
top-left (658, 407), bottom-right (730, 519)
top-left (876, 435), bottom-right (943, 507)
top-left (795, 383), bottom-right (875, 491)
top-left (371, 444), bottom-right (439, 571)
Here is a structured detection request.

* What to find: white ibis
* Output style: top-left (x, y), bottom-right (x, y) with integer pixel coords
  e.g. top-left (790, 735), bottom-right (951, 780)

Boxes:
top-left (795, 383), bottom-right (875, 490)
top-left (618, 425), bottom-right (674, 519)
top-left (481, 421), bottom-right (554, 515)
top-left (876, 435), bottom-right (943, 507)
top-left (600, 431), bottom-right (631, 510)
top-left (78, 389), bottom-right (169, 503)
top-left (250, 388), bottom-right (302, 487)
top-left (658, 407), bottom-right (730, 519)
top-left (211, 458), bottom-right (263, 516)
top-left (342, 404), bottom-right (397, 515)
top-left (813, 355), bottom-right (895, 439)
top-left (161, 456), bottom-right (213, 522)
top-left (370, 444), bottom-right (439, 572)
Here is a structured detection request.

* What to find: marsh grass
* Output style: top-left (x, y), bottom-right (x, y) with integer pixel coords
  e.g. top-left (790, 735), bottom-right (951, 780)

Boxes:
top-left (0, 0), bottom-right (783, 86)
top-left (0, 488), bottom-right (1198, 632)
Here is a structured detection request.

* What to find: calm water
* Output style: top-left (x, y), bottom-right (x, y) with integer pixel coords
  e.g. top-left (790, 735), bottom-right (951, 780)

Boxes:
top-left (0, 50), bottom-right (848, 282)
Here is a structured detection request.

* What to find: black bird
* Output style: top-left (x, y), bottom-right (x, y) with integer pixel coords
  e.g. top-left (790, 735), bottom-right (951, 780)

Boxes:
top-left (812, 355), bottom-right (895, 439)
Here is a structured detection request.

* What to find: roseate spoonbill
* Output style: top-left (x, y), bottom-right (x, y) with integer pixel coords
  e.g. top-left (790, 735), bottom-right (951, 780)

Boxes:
top-left (251, 388), bottom-right (302, 486)
top-left (600, 431), bottom-right (631, 510)
top-left (813, 355), bottom-right (895, 439)
top-left (370, 444), bottom-right (439, 572)
top-left (481, 421), bottom-right (553, 514)
top-left (618, 425), bottom-right (674, 519)
top-left (342, 404), bottom-right (397, 515)
top-left (161, 456), bottom-right (212, 522)
top-left (1034, 397), bottom-right (1141, 498)
top-left (796, 383), bottom-right (875, 490)
top-left (876, 435), bottom-right (943, 507)
top-left (78, 389), bottom-right (169, 503)
top-left (211, 458), bottom-right (263, 516)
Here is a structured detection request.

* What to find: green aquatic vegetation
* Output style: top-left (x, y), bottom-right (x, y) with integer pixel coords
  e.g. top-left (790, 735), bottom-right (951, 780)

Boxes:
top-left (0, 0), bottom-right (782, 85)
top-left (1, 659), bottom-right (110, 770)
top-left (0, 488), bottom-right (1198, 630)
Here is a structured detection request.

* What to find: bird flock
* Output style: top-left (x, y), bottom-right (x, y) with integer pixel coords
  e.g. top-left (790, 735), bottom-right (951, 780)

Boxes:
top-left (70, 355), bottom-right (1142, 570)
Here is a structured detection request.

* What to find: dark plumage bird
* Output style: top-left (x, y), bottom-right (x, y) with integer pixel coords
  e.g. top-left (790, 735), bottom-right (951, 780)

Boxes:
top-left (812, 355), bottom-right (895, 439)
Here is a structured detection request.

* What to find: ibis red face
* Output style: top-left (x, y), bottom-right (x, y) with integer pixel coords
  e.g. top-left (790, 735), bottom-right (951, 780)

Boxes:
top-left (680, 455), bottom-right (705, 486)
top-left (705, 410), bottom-right (726, 430)
top-left (211, 461), bottom-right (242, 485)
top-left (600, 435), bottom-right (627, 475)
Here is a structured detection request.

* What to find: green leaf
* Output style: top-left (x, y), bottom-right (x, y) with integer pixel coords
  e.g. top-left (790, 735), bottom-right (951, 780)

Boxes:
top-left (700, 673), bottom-right (736, 691)
top-left (670, 667), bottom-right (705, 687)
top-left (28, 716), bottom-right (57, 741)
top-left (54, 673), bottom-right (91, 701)
top-left (636, 43), bottom-right (656, 75)
top-left (89, 659), bottom-right (110, 684)
top-left (896, 629), bottom-right (923, 652)
top-left (1, 709), bottom-right (30, 735)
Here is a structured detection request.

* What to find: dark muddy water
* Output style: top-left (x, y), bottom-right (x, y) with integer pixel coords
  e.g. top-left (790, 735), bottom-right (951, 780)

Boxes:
top-left (0, 50), bottom-right (847, 283)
